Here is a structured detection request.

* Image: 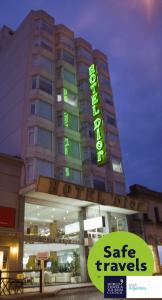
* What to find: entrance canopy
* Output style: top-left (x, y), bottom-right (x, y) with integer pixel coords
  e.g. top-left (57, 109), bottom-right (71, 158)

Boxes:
top-left (19, 176), bottom-right (148, 215)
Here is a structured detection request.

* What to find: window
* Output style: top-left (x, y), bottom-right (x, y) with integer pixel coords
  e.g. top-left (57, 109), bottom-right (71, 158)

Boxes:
top-left (77, 48), bottom-right (92, 61)
top-left (30, 100), bottom-right (52, 121)
top-left (32, 75), bottom-right (53, 95)
top-left (64, 112), bottom-right (79, 131)
top-left (33, 38), bottom-right (53, 52)
top-left (112, 157), bottom-right (123, 173)
top-left (64, 137), bottom-right (81, 159)
top-left (63, 69), bottom-right (76, 85)
top-left (36, 159), bottom-right (53, 177)
top-left (39, 76), bottom-right (52, 94)
top-left (62, 50), bottom-right (74, 65)
top-left (107, 114), bottom-right (116, 127)
top-left (102, 92), bottom-right (113, 106)
top-left (31, 102), bottom-right (36, 115)
top-left (32, 56), bottom-right (53, 72)
top-left (39, 100), bottom-right (52, 120)
top-left (93, 179), bottom-right (106, 191)
top-left (100, 75), bottom-right (111, 90)
top-left (34, 19), bottom-right (53, 35)
top-left (37, 128), bottom-right (52, 150)
top-left (63, 88), bottom-right (78, 106)
top-left (60, 34), bottom-right (74, 49)
top-left (32, 76), bottom-right (37, 89)
top-left (78, 63), bottom-right (88, 74)
top-left (28, 127), bottom-right (35, 145)
top-left (96, 59), bottom-right (108, 72)
top-left (64, 168), bottom-right (81, 184)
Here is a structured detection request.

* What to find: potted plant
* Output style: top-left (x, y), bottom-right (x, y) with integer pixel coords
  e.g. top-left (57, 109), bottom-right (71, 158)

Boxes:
top-left (70, 251), bottom-right (80, 283)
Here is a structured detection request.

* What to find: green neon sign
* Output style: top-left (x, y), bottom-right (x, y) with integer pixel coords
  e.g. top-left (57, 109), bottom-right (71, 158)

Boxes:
top-left (89, 64), bottom-right (106, 166)
top-left (64, 111), bottom-right (69, 127)
top-left (64, 137), bottom-right (70, 155)
top-left (64, 88), bottom-right (68, 103)
top-left (65, 167), bottom-right (70, 177)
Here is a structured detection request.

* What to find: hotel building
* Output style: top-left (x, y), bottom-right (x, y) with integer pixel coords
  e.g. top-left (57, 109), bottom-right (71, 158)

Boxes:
top-left (0, 10), bottom-right (150, 283)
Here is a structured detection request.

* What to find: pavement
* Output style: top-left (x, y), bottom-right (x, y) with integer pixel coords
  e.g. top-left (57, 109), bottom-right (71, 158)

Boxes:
top-left (0, 282), bottom-right (96, 299)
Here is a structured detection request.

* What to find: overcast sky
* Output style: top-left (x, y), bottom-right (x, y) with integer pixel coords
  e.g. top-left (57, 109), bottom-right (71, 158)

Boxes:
top-left (0, 0), bottom-right (161, 192)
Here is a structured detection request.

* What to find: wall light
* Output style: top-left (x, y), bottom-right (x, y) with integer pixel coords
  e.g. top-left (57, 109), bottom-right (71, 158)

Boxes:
top-left (10, 246), bottom-right (18, 256)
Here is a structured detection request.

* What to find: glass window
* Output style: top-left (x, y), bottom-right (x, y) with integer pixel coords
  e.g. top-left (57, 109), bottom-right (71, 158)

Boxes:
top-left (100, 75), bottom-right (111, 90)
top-left (35, 19), bottom-right (53, 35)
top-left (78, 63), bottom-right (88, 74)
top-left (77, 48), bottom-right (92, 61)
top-left (96, 59), bottom-right (108, 72)
top-left (93, 179), bottom-right (106, 191)
top-left (60, 34), bottom-right (74, 49)
top-left (62, 50), bottom-right (74, 65)
top-left (63, 69), bottom-right (76, 85)
top-left (36, 159), bottom-right (53, 177)
top-left (33, 38), bottom-right (53, 52)
top-left (102, 92), bottom-right (113, 106)
top-left (39, 76), bottom-right (52, 94)
top-left (28, 127), bottom-right (35, 145)
top-left (64, 137), bottom-right (81, 159)
top-left (107, 114), bottom-right (116, 127)
top-left (64, 168), bottom-right (81, 184)
top-left (38, 100), bottom-right (52, 120)
top-left (110, 213), bottom-right (128, 231)
top-left (37, 127), bottom-right (52, 150)
top-left (32, 76), bottom-right (37, 89)
top-left (32, 56), bottom-right (53, 72)
top-left (31, 102), bottom-right (36, 115)
top-left (63, 88), bottom-right (78, 106)
top-left (30, 100), bottom-right (52, 121)
top-left (64, 112), bottom-right (79, 131)
top-left (112, 157), bottom-right (123, 173)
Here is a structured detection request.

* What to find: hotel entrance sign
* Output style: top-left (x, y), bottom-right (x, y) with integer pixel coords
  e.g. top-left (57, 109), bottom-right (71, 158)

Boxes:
top-left (89, 64), bottom-right (106, 166)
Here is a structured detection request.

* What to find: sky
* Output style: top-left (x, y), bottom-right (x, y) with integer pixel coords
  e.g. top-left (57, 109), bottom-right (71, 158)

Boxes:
top-left (0, 0), bottom-right (161, 192)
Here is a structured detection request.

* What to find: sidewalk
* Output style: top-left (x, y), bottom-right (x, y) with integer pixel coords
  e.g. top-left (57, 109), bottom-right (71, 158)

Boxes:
top-left (0, 282), bottom-right (94, 299)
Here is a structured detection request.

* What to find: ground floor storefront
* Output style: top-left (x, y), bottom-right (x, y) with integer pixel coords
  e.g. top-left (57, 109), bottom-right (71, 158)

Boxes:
top-left (18, 175), bottom-right (152, 286)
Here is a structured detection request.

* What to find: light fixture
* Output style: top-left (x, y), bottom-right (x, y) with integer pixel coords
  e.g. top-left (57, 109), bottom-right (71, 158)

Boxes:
top-left (67, 256), bottom-right (73, 264)
top-left (52, 208), bottom-right (55, 212)
top-left (10, 246), bottom-right (18, 256)
top-left (66, 210), bottom-right (69, 214)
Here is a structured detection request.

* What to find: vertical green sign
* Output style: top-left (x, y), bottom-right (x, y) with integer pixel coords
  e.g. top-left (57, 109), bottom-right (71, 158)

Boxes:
top-left (89, 64), bottom-right (106, 166)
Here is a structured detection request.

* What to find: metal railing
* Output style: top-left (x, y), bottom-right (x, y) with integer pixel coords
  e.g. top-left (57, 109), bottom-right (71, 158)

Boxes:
top-left (0, 269), bottom-right (42, 296)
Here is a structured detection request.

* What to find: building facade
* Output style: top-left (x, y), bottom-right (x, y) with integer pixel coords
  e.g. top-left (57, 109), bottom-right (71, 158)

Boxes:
top-left (0, 10), bottom-right (151, 284)
top-left (128, 184), bottom-right (162, 274)
top-left (0, 153), bottom-right (23, 271)
top-left (0, 9), bottom-right (125, 195)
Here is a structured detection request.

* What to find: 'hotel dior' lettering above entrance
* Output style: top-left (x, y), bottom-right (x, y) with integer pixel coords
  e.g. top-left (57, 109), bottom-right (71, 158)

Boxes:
top-left (36, 176), bottom-right (148, 213)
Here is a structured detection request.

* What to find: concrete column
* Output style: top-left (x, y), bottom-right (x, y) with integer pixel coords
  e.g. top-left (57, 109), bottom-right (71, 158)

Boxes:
top-left (18, 195), bottom-right (25, 270)
top-left (79, 207), bottom-right (88, 282)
